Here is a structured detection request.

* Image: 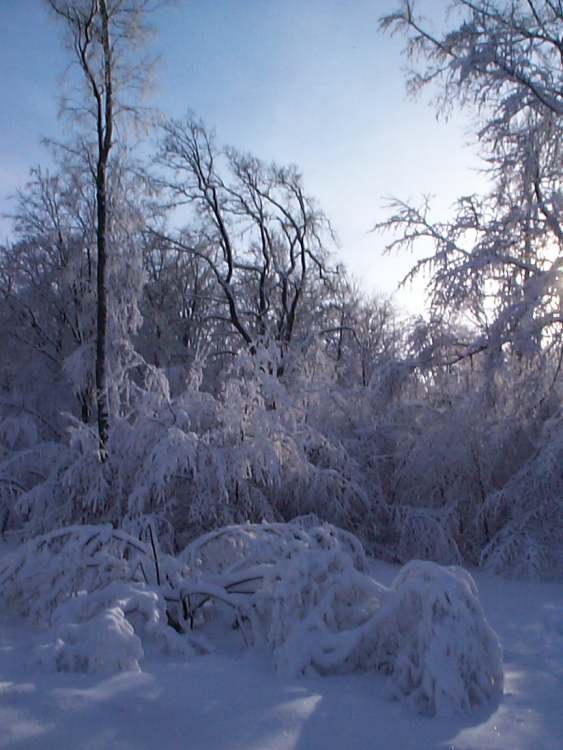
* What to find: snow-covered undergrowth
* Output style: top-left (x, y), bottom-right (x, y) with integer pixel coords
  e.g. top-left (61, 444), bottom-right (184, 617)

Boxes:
top-left (0, 519), bottom-right (503, 716)
top-left (34, 605), bottom-right (144, 674)
top-left (369, 562), bottom-right (503, 715)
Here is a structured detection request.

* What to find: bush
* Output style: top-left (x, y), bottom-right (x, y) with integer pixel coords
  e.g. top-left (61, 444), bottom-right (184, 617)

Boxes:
top-left (1, 521), bottom-right (503, 714)
top-left (370, 561), bottom-right (503, 715)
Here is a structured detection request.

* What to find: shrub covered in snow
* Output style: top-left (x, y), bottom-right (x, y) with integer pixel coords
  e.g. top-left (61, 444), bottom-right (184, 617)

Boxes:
top-left (0, 525), bottom-right (152, 624)
top-left (256, 541), bottom-right (503, 715)
top-left (34, 606), bottom-right (144, 674)
top-left (0, 524), bottom-right (204, 673)
top-left (264, 538), bottom-right (384, 676)
top-left (369, 561), bottom-right (503, 715)
top-left (180, 522), bottom-right (503, 716)
top-left (180, 514), bottom-right (367, 577)
top-left (1, 520), bottom-right (503, 714)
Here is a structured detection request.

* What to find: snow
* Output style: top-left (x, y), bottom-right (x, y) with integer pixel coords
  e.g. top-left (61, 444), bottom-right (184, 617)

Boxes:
top-left (33, 606), bottom-right (144, 675)
top-left (1, 554), bottom-right (561, 750)
top-left (0, 520), bottom-right (504, 716)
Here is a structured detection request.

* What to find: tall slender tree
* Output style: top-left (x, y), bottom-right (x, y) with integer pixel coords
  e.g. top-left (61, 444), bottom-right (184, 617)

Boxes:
top-left (45, 0), bottom-right (155, 453)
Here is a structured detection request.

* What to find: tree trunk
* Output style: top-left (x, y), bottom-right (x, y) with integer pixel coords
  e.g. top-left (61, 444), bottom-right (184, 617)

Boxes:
top-left (94, 0), bottom-right (113, 456)
top-left (95, 160), bottom-right (109, 451)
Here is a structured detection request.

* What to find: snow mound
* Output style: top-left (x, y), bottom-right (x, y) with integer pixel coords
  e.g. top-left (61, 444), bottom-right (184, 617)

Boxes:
top-left (30, 579), bottom-right (203, 674)
top-left (34, 606), bottom-right (143, 674)
top-left (0, 525), bottom-right (204, 674)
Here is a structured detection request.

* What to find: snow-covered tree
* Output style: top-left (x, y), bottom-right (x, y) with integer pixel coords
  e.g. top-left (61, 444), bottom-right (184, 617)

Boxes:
top-left (373, 0), bottom-right (562, 575)
top-left (45, 0), bottom-right (158, 452)
top-left (378, 0), bottom-right (562, 388)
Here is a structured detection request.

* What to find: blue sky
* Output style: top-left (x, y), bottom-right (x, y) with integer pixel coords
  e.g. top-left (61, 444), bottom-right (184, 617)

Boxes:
top-left (0, 0), bottom-right (486, 310)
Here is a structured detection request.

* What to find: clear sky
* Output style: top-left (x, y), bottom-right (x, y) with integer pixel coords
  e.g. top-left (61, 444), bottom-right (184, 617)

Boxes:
top-left (0, 0), bottom-right (486, 311)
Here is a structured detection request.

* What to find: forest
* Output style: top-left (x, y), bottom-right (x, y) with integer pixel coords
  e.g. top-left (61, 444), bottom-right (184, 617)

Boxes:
top-left (0, 1), bottom-right (561, 747)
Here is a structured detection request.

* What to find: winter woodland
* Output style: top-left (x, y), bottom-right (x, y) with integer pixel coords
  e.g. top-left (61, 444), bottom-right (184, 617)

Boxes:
top-left (0, 0), bottom-right (561, 737)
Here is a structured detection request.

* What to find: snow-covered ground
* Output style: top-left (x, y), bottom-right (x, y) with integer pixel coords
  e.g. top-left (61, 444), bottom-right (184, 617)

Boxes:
top-left (1, 557), bottom-right (561, 750)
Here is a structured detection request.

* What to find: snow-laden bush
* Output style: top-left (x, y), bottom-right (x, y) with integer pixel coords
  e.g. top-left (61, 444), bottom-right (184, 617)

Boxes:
top-left (371, 561), bottom-right (503, 716)
top-left (174, 518), bottom-right (369, 650)
top-left (34, 606), bottom-right (144, 674)
top-left (1, 520), bottom-right (503, 713)
top-left (260, 545), bottom-right (503, 715)
top-left (0, 525), bottom-right (151, 624)
top-left (0, 525), bottom-right (206, 673)
top-left (180, 520), bottom-right (503, 716)
top-left (34, 580), bottom-right (201, 674)
top-left (181, 514), bottom-right (367, 576)
top-left (264, 537), bottom-right (384, 676)
top-left (479, 417), bottom-right (563, 579)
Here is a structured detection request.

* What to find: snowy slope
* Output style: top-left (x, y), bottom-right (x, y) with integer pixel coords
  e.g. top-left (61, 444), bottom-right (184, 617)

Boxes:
top-left (0, 557), bottom-right (561, 750)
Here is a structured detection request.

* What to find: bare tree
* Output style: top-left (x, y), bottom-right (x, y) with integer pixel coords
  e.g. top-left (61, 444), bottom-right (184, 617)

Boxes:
top-left (149, 117), bottom-right (339, 364)
top-left (138, 230), bottom-right (220, 372)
